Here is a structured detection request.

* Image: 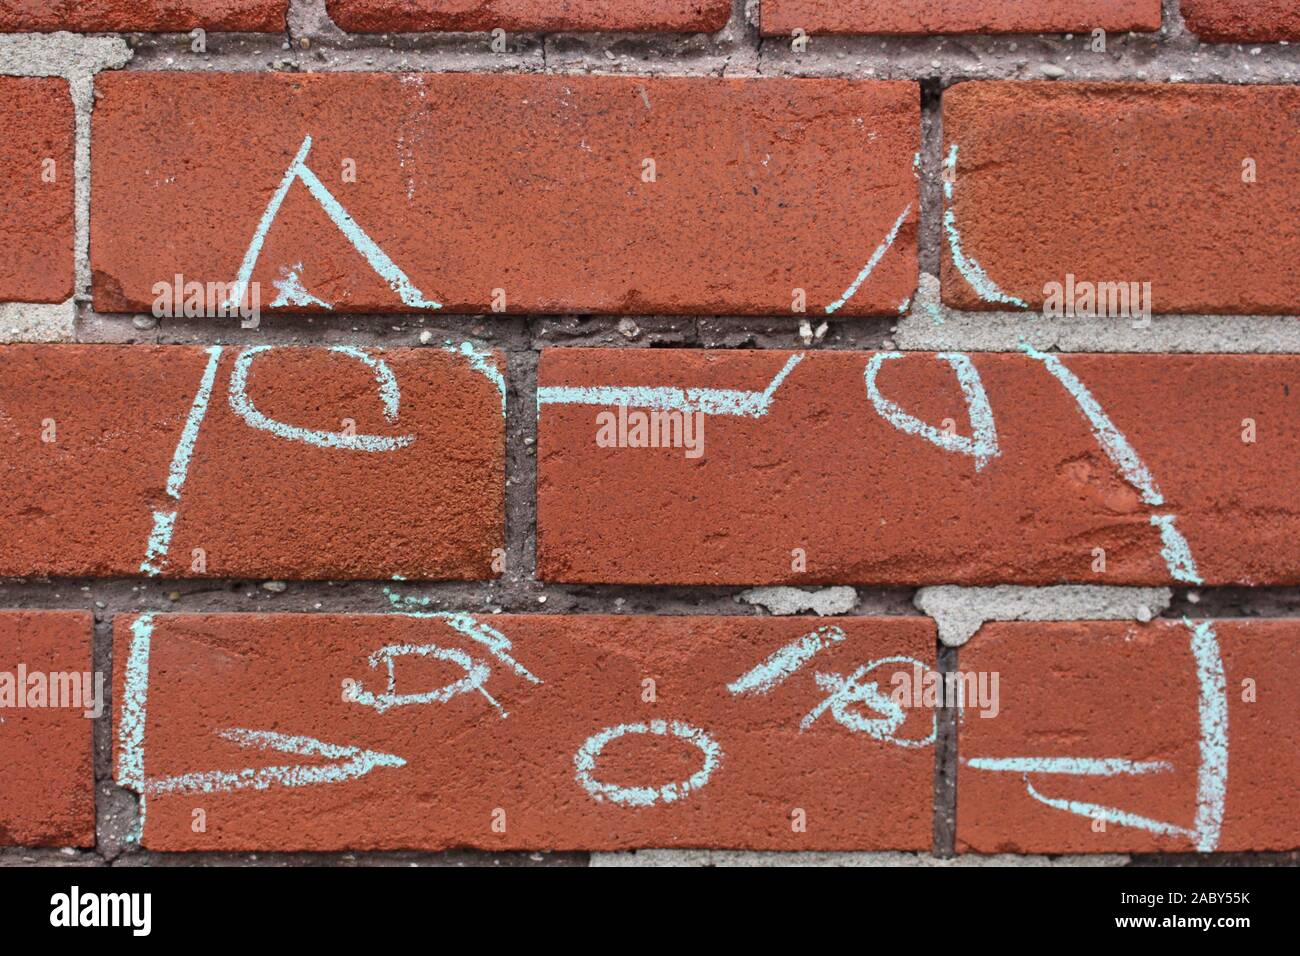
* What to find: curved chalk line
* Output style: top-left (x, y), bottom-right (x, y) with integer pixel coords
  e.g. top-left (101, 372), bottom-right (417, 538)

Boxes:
top-left (228, 344), bottom-right (415, 452)
top-left (943, 144), bottom-right (1028, 308)
top-left (825, 204), bottom-right (913, 315)
top-left (865, 351), bottom-right (1000, 470)
top-left (574, 720), bottom-right (722, 807)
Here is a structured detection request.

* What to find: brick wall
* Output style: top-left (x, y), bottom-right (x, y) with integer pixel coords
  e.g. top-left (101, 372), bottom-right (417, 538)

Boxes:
top-left (0, 0), bottom-right (1297, 868)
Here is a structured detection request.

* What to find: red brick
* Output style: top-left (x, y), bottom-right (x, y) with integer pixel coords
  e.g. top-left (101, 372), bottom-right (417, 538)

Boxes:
top-left (538, 349), bottom-right (1300, 586)
top-left (942, 82), bottom-right (1300, 314)
top-left (328, 0), bottom-right (731, 33)
top-left (0, 0), bottom-right (288, 32)
top-left (0, 344), bottom-right (502, 579)
top-left (1182, 0), bottom-right (1300, 42)
top-left (957, 620), bottom-right (1299, 853)
top-left (91, 72), bottom-right (918, 316)
top-left (0, 78), bottom-right (74, 304)
top-left (762, 0), bottom-right (1160, 36)
top-left (0, 611), bottom-right (95, 848)
top-left (113, 613), bottom-right (933, 851)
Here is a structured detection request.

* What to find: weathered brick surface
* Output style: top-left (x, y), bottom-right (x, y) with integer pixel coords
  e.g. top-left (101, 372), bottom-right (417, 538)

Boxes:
top-left (0, 78), bottom-right (74, 304)
top-left (942, 82), bottom-right (1300, 314)
top-left (1182, 0), bottom-right (1300, 42)
top-left (957, 620), bottom-right (1299, 853)
top-left (0, 345), bottom-right (503, 579)
top-left (538, 349), bottom-right (1300, 586)
top-left (0, 611), bottom-right (95, 848)
top-left (90, 72), bottom-right (918, 316)
top-left (328, 0), bottom-right (731, 33)
top-left (761, 0), bottom-right (1160, 36)
top-left (113, 613), bottom-right (934, 851)
top-left (0, 0), bottom-right (288, 32)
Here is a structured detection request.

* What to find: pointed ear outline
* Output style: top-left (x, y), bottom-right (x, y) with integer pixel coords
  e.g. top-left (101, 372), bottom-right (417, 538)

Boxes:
top-left (224, 135), bottom-right (441, 314)
top-left (864, 351), bottom-right (1000, 470)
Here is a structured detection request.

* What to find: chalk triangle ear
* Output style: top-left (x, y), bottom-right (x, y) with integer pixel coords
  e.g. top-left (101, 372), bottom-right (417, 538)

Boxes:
top-left (224, 135), bottom-right (441, 313)
top-left (864, 351), bottom-right (1000, 470)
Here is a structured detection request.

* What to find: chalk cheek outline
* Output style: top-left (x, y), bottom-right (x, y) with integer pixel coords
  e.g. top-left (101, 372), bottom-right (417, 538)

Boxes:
top-left (227, 344), bottom-right (416, 452)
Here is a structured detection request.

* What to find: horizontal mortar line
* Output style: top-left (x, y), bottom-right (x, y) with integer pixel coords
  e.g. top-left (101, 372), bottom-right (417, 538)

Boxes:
top-left (60, 335), bottom-right (1300, 355)
top-left (105, 60), bottom-right (1300, 81)
top-left (3, 581), bottom-right (1299, 603)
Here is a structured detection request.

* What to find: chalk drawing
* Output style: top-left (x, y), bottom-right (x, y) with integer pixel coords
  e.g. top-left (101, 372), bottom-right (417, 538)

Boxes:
top-left (116, 614), bottom-right (154, 839)
top-left (1152, 514), bottom-right (1204, 586)
top-left (445, 341), bottom-right (506, 414)
top-left (139, 511), bottom-right (177, 579)
top-left (1022, 344), bottom-right (1203, 585)
top-left (228, 344), bottom-right (415, 452)
top-left (727, 616), bottom-right (1228, 849)
top-left (1188, 618), bottom-right (1228, 852)
top-left (966, 757), bottom-right (1173, 776)
top-left (117, 614), bottom-right (154, 795)
top-left (347, 642), bottom-right (506, 717)
top-left (865, 351), bottom-right (1000, 470)
top-left (943, 144), bottom-right (1028, 308)
top-left (223, 135), bottom-right (441, 313)
top-left (142, 728), bottom-right (406, 796)
top-left (825, 204), bottom-right (912, 315)
top-left (140, 346), bottom-right (223, 576)
top-left (537, 353), bottom-right (803, 418)
top-left (1022, 779), bottom-right (1195, 840)
top-left (728, 625), bottom-right (845, 696)
top-left (574, 719), bottom-right (722, 807)
top-left (801, 655), bottom-right (936, 747)
top-left (976, 618), bottom-right (1226, 849)
top-left (271, 263), bottom-right (333, 309)
top-left (380, 592), bottom-right (540, 686)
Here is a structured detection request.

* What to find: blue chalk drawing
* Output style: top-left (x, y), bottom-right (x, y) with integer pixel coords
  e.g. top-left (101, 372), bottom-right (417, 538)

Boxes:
top-left (1022, 343), bottom-right (1204, 585)
top-left (113, 614), bottom-right (406, 829)
top-left (271, 264), bottom-right (333, 309)
top-left (865, 351), bottom-right (1000, 470)
top-left (380, 593), bottom-right (541, 686)
top-left (117, 614), bottom-right (154, 794)
top-left (537, 353), bottom-right (803, 418)
top-left (223, 135), bottom-right (441, 313)
top-left (728, 615), bottom-right (1226, 848)
top-left (825, 204), bottom-right (913, 315)
top-left (980, 619), bottom-right (1226, 849)
top-left (140, 346), bottom-right (223, 575)
top-left (445, 342), bottom-right (506, 414)
top-left (1022, 345), bottom-right (1161, 503)
top-left (228, 344), bottom-right (415, 452)
top-left (574, 719), bottom-right (722, 807)
top-left (1022, 779), bottom-right (1196, 840)
top-left (139, 511), bottom-right (177, 578)
top-left (800, 655), bottom-right (936, 747)
top-left (1188, 619), bottom-right (1228, 852)
top-left (142, 728), bottom-right (406, 796)
top-left (727, 625), bottom-right (845, 696)
top-left (116, 614), bottom-right (154, 840)
top-left (943, 144), bottom-right (1028, 308)
top-left (347, 642), bottom-right (506, 717)
top-left (165, 347), bottom-right (224, 498)
top-left (1152, 514), bottom-right (1204, 586)
top-left (966, 757), bottom-right (1173, 776)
